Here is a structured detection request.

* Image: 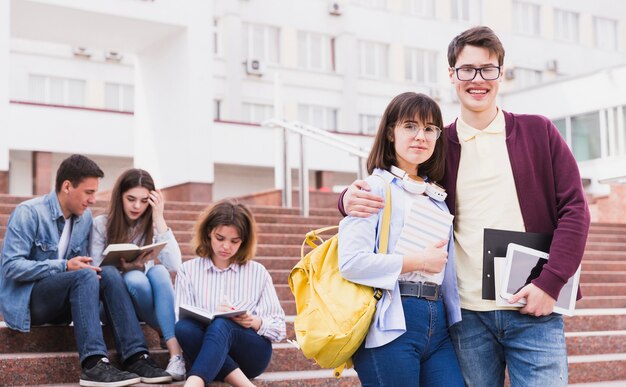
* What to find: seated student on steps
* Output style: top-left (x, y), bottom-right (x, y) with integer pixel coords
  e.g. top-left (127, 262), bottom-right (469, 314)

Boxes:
top-left (90, 168), bottom-right (185, 381)
top-left (0, 154), bottom-right (171, 387)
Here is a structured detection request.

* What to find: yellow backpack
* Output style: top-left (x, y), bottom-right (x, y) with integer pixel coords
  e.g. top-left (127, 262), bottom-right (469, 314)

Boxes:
top-left (288, 183), bottom-right (391, 377)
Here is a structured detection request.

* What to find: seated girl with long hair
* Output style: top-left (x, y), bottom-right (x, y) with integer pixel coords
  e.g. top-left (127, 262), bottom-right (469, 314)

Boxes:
top-left (174, 200), bottom-right (286, 387)
top-left (90, 168), bottom-right (185, 380)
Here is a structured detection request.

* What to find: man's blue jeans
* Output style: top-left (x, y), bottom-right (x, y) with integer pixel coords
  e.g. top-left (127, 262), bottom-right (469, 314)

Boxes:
top-left (175, 317), bottom-right (272, 383)
top-left (353, 297), bottom-right (464, 387)
top-left (123, 265), bottom-right (176, 341)
top-left (30, 266), bottom-right (148, 363)
top-left (449, 309), bottom-right (568, 386)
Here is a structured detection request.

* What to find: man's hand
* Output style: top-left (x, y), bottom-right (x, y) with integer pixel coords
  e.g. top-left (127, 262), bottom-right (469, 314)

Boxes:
top-left (344, 180), bottom-right (385, 218)
top-left (67, 256), bottom-right (101, 276)
top-left (231, 312), bottom-right (262, 331)
top-left (508, 283), bottom-right (556, 316)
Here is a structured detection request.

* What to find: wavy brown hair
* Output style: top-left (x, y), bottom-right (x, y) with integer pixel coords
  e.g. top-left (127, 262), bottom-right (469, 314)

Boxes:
top-left (106, 168), bottom-right (155, 246)
top-left (366, 92), bottom-right (446, 182)
top-left (193, 200), bottom-right (257, 265)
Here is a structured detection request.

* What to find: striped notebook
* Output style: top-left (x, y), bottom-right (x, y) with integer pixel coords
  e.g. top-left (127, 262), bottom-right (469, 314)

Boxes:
top-left (394, 199), bottom-right (454, 256)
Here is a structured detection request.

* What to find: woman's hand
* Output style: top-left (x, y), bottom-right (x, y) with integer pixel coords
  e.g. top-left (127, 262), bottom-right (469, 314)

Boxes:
top-left (149, 189), bottom-right (168, 234)
top-left (119, 250), bottom-right (151, 273)
top-left (402, 240), bottom-right (448, 274)
top-left (231, 312), bottom-right (262, 331)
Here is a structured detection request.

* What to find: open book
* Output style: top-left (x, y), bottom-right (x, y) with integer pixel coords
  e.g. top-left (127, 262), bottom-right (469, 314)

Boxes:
top-left (99, 241), bottom-right (168, 267)
top-left (178, 304), bottom-right (247, 326)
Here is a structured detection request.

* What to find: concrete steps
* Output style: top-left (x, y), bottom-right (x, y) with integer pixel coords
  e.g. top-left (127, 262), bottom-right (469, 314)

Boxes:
top-left (1, 194), bottom-right (626, 384)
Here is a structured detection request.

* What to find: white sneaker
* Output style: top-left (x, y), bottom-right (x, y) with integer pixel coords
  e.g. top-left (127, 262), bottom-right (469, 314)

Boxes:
top-left (165, 355), bottom-right (186, 381)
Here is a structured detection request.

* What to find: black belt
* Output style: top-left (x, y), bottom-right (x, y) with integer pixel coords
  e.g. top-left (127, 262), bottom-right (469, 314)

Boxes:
top-left (399, 281), bottom-right (441, 301)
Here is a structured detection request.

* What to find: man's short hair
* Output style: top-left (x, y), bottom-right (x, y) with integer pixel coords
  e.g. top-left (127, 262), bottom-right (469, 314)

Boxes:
top-left (55, 154), bottom-right (104, 192)
top-left (447, 26), bottom-right (505, 67)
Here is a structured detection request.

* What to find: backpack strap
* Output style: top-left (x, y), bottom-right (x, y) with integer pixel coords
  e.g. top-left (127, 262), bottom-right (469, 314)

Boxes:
top-left (378, 182), bottom-right (392, 254)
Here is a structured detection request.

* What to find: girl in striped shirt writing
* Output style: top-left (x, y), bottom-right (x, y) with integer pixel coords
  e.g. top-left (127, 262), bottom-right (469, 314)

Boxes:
top-left (174, 200), bottom-right (286, 387)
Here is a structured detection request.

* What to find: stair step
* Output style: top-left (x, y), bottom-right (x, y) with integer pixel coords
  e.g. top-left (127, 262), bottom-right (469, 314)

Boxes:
top-left (568, 354), bottom-right (626, 384)
top-left (580, 272), bottom-right (626, 283)
top-left (565, 309), bottom-right (626, 332)
top-left (577, 297), bottom-right (626, 309)
top-left (565, 330), bottom-right (626, 356)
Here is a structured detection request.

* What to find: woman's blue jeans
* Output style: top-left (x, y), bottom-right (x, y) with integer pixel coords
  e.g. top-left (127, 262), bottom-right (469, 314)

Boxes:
top-left (175, 317), bottom-right (272, 383)
top-left (353, 297), bottom-right (464, 387)
top-left (123, 265), bottom-right (176, 341)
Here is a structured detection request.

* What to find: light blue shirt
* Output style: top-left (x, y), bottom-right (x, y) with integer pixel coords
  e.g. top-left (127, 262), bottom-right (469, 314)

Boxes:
top-left (338, 169), bottom-right (461, 348)
top-left (0, 191), bottom-right (92, 332)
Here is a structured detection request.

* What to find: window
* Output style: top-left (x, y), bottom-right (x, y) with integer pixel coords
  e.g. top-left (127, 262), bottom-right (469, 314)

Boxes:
top-left (242, 23), bottom-right (279, 64)
top-left (105, 83), bottom-right (134, 112)
top-left (359, 114), bottom-right (381, 135)
top-left (214, 99), bottom-right (221, 120)
top-left (513, 1), bottom-right (540, 36)
top-left (571, 112), bottom-right (601, 161)
top-left (359, 41), bottom-right (389, 78)
top-left (354, 0), bottom-right (386, 9)
top-left (405, 0), bottom-right (435, 18)
top-left (213, 18), bottom-right (220, 55)
top-left (28, 75), bottom-right (86, 107)
top-left (298, 32), bottom-right (334, 72)
top-left (405, 48), bottom-right (437, 84)
top-left (451, 0), bottom-right (481, 23)
top-left (553, 118), bottom-right (567, 141)
top-left (514, 68), bottom-right (542, 89)
top-left (554, 9), bottom-right (579, 43)
top-left (242, 103), bottom-right (274, 124)
top-left (298, 105), bottom-right (338, 131)
top-left (594, 17), bottom-right (617, 50)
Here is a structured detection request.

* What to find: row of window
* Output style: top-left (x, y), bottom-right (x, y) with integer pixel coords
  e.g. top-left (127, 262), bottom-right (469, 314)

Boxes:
top-left (27, 75), bottom-right (134, 112)
top-left (237, 101), bottom-right (380, 135)
top-left (340, 0), bottom-right (619, 50)
top-left (554, 106), bottom-right (626, 162)
top-left (242, 24), bottom-right (438, 82)
top-left (354, 0), bottom-right (480, 22)
top-left (513, 1), bottom-right (617, 50)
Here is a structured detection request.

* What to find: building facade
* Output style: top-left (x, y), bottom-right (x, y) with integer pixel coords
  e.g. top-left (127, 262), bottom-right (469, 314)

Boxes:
top-left (2, 0), bottom-right (625, 200)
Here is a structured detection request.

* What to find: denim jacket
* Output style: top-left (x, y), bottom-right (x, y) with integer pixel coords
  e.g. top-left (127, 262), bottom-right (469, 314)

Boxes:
top-left (338, 169), bottom-right (461, 348)
top-left (0, 191), bottom-right (92, 332)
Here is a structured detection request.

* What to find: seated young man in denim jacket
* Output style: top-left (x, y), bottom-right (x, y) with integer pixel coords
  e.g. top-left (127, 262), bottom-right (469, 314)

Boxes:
top-left (0, 154), bottom-right (171, 387)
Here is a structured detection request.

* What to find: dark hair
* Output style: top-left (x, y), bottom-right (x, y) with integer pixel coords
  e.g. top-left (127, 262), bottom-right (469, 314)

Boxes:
top-left (55, 154), bottom-right (104, 192)
top-left (106, 169), bottom-right (156, 246)
top-left (447, 26), bottom-right (505, 67)
top-left (366, 92), bottom-right (446, 182)
top-left (193, 200), bottom-right (257, 265)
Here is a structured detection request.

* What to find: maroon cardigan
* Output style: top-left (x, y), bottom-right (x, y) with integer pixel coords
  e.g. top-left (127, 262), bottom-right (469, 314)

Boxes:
top-left (440, 111), bottom-right (590, 300)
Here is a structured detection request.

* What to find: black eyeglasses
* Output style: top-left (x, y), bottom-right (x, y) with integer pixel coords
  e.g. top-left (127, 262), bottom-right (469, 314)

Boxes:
top-left (452, 66), bottom-right (501, 81)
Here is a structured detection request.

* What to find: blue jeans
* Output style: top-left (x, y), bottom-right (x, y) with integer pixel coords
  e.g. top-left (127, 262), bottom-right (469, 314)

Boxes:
top-left (124, 265), bottom-right (176, 340)
top-left (353, 297), bottom-right (464, 387)
top-left (175, 317), bottom-right (272, 383)
top-left (30, 266), bottom-right (148, 363)
top-left (449, 309), bottom-right (568, 387)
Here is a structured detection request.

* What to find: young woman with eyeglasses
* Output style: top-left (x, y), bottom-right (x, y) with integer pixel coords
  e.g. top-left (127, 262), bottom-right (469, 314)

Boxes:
top-left (338, 92), bottom-right (464, 386)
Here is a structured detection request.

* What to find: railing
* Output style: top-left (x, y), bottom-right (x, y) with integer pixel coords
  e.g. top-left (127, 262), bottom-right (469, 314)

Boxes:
top-left (262, 118), bottom-right (369, 217)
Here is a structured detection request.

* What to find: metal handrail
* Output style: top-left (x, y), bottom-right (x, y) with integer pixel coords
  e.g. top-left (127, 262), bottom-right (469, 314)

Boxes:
top-left (262, 118), bottom-right (369, 216)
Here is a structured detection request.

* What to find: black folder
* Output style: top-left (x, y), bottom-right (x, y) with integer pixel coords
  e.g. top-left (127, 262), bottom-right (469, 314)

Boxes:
top-left (482, 228), bottom-right (553, 300)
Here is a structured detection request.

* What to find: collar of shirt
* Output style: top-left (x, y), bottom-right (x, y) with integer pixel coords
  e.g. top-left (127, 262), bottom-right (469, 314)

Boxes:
top-left (204, 257), bottom-right (241, 273)
top-left (457, 107), bottom-right (505, 142)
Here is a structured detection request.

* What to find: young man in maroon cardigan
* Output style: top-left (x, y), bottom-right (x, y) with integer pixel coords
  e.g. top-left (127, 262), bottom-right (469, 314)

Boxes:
top-left (339, 26), bottom-right (589, 386)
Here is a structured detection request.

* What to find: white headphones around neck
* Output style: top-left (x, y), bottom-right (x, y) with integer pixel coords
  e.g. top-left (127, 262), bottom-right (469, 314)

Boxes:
top-left (389, 165), bottom-right (447, 202)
